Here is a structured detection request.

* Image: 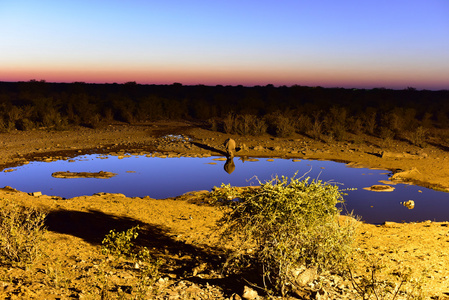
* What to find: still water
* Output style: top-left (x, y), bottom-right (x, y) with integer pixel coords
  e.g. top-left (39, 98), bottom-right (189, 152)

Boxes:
top-left (1, 154), bottom-right (448, 224)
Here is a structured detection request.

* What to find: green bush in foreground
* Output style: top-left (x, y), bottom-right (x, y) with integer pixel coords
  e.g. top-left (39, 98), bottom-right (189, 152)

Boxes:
top-left (212, 175), bottom-right (358, 296)
top-left (0, 199), bottom-right (47, 267)
top-left (102, 225), bottom-right (140, 258)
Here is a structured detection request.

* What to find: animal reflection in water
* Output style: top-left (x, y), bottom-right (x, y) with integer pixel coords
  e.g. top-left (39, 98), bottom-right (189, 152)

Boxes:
top-left (224, 157), bottom-right (235, 174)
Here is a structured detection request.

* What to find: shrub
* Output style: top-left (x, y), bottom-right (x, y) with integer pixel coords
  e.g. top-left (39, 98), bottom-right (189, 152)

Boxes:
top-left (348, 117), bottom-right (363, 135)
top-left (251, 117), bottom-right (268, 136)
top-left (15, 118), bottom-right (36, 131)
top-left (364, 110), bottom-right (377, 135)
top-left (406, 126), bottom-right (428, 148)
top-left (211, 175), bottom-right (357, 296)
top-left (102, 225), bottom-right (140, 258)
top-left (235, 114), bottom-right (254, 136)
top-left (223, 113), bottom-right (235, 134)
top-left (0, 199), bottom-right (47, 267)
top-left (380, 127), bottom-right (395, 147)
top-left (101, 225), bottom-right (162, 296)
top-left (271, 114), bottom-right (295, 137)
top-left (308, 112), bottom-right (323, 140)
top-left (295, 114), bottom-right (313, 134)
top-left (223, 114), bottom-right (268, 136)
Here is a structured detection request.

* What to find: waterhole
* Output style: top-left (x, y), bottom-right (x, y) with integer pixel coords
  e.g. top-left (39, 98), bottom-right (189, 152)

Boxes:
top-left (1, 154), bottom-right (448, 224)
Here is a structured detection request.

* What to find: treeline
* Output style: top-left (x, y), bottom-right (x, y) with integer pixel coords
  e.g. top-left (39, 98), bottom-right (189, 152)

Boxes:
top-left (0, 80), bottom-right (448, 146)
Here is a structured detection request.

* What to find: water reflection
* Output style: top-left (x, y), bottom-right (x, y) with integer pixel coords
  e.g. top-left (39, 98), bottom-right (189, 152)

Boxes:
top-left (224, 157), bottom-right (235, 174)
top-left (1, 154), bottom-right (448, 224)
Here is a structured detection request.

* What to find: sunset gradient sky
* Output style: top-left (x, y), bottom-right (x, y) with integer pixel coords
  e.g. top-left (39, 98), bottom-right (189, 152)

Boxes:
top-left (1, 1), bottom-right (448, 89)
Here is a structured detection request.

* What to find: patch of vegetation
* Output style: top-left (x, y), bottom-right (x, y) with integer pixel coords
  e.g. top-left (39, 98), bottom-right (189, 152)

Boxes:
top-left (348, 251), bottom-right (426, 300)
top-left (405, 126), bottom-right (428, 148)
top-left (211, 175), bottom-right (358, 296)
top-left (1, 81), bottom-right (448, 150)
top-left (102, 225), bottom-right (140, 258)
top-left (0, 198), bottom-right (47, 268)
top-left (101, 225), bottom-right (163, 298)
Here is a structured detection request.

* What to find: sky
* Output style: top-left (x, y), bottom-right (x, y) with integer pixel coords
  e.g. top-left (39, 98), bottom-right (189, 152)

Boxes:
top-left (1, 1), bottom-right (448, 90)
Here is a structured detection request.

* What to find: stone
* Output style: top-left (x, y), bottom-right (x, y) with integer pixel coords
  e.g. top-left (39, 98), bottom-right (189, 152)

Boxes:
top-left (31, 191), bottom-right (42, 197)
top-left (363, 185), bottom-right (395, 192)
top-left (230, 293), bottom-right (242, 300)
top-left (291, 265), bottom-right (318, 286)
top-left (242, 286), bottom-right (259, 300)
top-left (401, 200), bottom-right (415, 209)
top-left (383, 221), bottom-right (400, 228)
top-left (391, 168), bottom-right (421, 182)
top-left (52, 171), bottom-right (117, 179)
top-left (240, 143), bottom-right (249, 151)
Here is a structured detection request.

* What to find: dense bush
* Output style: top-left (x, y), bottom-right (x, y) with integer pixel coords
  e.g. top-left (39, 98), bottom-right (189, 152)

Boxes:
top-left (0, 199), bottom-right (47, 267)
top-left (211, 175), bottom-right (358, 296)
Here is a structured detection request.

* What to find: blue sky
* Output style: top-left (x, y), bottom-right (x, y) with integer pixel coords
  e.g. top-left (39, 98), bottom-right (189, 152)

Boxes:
top-left (1, 0), bottom-right (448, 89)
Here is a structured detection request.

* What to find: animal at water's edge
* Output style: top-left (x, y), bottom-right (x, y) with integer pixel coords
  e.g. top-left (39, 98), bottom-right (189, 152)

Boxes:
top-left (223, 138), bottom-right (236, 158)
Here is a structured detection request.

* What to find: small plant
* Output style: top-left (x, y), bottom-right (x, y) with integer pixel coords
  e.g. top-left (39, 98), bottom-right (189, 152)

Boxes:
top-left (0, 198), bottom-right (47, 267)
top-left (208, 118), bottom-right (219, 132)
top-left (347, 253), bottom-right (425, 300)
top-left (212, 175), bottom-right (358, 296)
top-left (102, 225), bottom-right (140, 258)
top-left (134, 247), bottom-right (163, 298)
top-left (44, 257), bottom-right (71, 289)
top-left (101, 225), bottom-right (162, 297)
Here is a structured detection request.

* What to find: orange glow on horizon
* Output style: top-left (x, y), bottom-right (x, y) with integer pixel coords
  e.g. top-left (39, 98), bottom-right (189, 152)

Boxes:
top-left (0, 64), bottom-right (448, 90)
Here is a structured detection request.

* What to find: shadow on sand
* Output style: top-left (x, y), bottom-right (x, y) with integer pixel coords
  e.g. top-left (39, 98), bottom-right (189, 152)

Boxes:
top-left (45, 208), bottom-right (253, 296)
top-left (191, 141), bottom-right (227, 156)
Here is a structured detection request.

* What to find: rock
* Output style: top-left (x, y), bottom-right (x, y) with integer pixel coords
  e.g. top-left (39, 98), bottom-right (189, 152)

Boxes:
top-left (242, 286), bottom-right (259, 300)
top-left (291, 265), bottom-right (318, 286)
top-left (383, 221), bottom-right (400, 228)
top-left (212, 157), bottom-right (227, 161)
top-left (52, 171), bottom-right (117, 179)
top-left (246, 158), bottom-right (259, 162)
top-left (401, 200), bottom-right (415, 209)
top-left (192, 262), bottom-right (208, 276)
top-left (391, 168), bottom-right (421, 182)
top-left (30, 191), bottom-right (42, 197)
top-left (2, 186), bottom-right (18, 192)
top-left (363, 185), bottom-right (395, 192)
top-left (239, 143), bottom-right (249, 151)
top-left (230, 293), bottom-right (242, 300)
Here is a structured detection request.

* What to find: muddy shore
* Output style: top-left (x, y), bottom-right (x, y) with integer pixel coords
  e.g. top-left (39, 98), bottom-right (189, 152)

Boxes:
top-left (1, 121), bottom-right (449, 191)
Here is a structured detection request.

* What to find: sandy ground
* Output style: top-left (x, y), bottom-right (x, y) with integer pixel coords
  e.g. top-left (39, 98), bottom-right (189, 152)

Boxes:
top-left (1, 121), bottom-right (449, 299)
